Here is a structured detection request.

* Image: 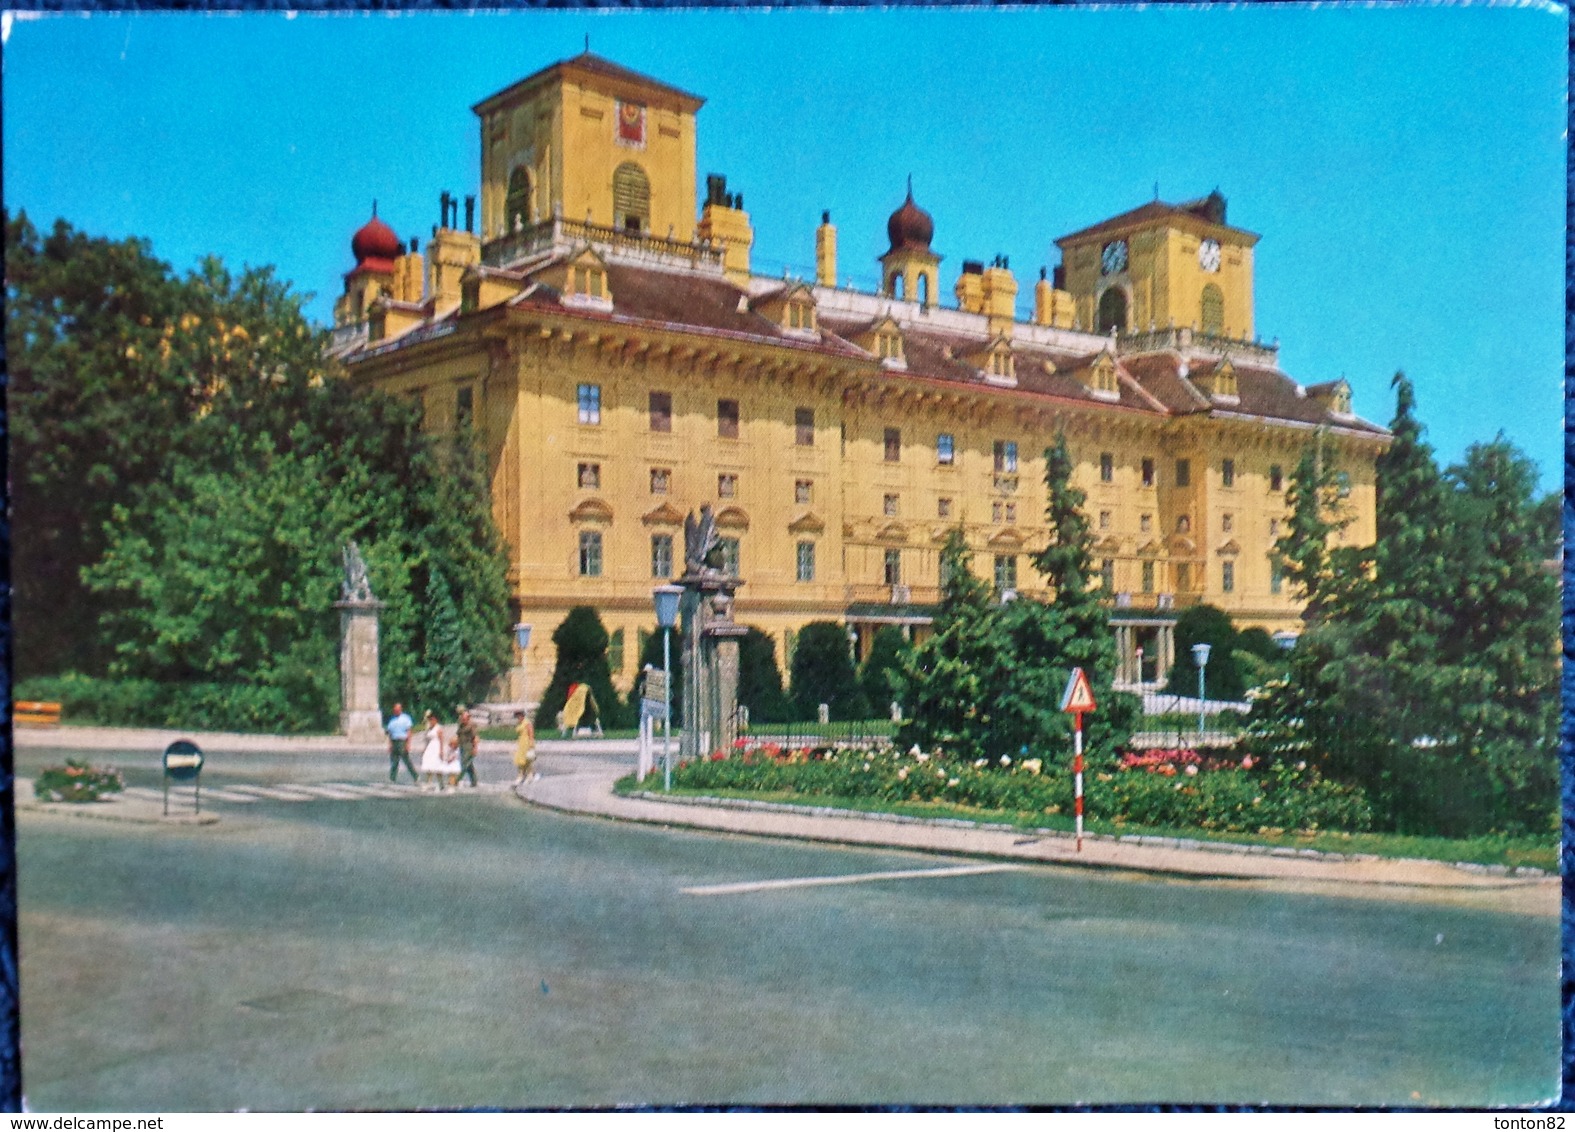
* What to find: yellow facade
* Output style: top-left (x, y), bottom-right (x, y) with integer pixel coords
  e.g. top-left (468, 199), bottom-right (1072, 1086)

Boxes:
top-left (331, 54), bottom-right (1388, 703)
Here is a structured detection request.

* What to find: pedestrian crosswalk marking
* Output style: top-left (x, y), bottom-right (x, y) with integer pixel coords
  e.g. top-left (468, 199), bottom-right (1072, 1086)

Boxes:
top-left (682, 863), bottom-right (1026, 896)
top-left (124, 780), bottom-right (516, 808)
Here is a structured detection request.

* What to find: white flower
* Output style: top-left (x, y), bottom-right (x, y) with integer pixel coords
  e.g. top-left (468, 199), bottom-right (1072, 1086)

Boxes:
top-left (1000, 755), bottom-right (1011, 766)
top-left (1023, 759), bottom-right (1042, 775)
top-left (898, 767), bottom-right (909, 780)
top-left (915, 752), bottom-right (930, 763)
top-left (947, 778), bottom-right (960, 787)
top-left (974, 758), bottom-right (987, 768)
top-left (1184, 764), bottom-right (1198, 776)
top-left (909, 745), bottom-right (923, 757)
top-left (1296, 761), bottom-right (1307, 771)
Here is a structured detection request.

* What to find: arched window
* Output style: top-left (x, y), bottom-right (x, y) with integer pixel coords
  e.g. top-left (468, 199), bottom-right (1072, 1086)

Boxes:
top-left (1096, 287), bottom-right (1128, 334)
top-left (612, 163), bottom-right (650, 232)
top-left (506, 166), bottom-right (534, 232)
top-left (918, 274), bottom-right (930, 306)
top-left (1200, 284), bottom-right (1224, 336)
top-left (888, 272), bottom-right (905, 300)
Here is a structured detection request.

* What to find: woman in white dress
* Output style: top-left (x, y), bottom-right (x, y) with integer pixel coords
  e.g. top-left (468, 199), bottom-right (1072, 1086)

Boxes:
top-left (418, 711), bottom-right (456, 790)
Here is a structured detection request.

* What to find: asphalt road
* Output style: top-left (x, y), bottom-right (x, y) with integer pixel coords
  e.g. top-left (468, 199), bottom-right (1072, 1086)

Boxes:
top-left (12, 745), bottom-right (1560, 1110)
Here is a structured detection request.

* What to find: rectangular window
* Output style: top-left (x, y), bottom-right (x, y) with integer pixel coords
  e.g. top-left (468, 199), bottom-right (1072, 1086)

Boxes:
top-left (651, 534), bottom-right (673, 579)
top-left (994, 555), bottom-right (1017, 592)
top-left (718, 473), bottom-right (738, 499)
top-left (649, 391), bottom-right (673, 432)
top-left (1099, 510), bottom-right (1112, 530)
top-left (1140, 513), bottom-right (1152, 533)
top-left (1222, 458), bottom-right (1236, 488)
top-left (720, 537), bottom-right (741, 577)
top-left (795, 479), bottom-right (812, 505)
top-left (578, 531), bottom-right (602, 577)
top-left (884, 549), bottom-right (902, 586)
top-left (1222, 513), bottom-right (1234, 533)
top-left (1223, 560), bottom-right (1236, 593)
top-left (993, 440), bottom-right (1019, 473)
top-left (937, 433), bottom-right (955, 465)
top-left (884, 428), bottom-right (901, 463)
top-left (795, 407), bottom-right (814, 446)
top-left (717, 398), bottom-right (740, 439)
top-left (1175, 459), bottom-right (1191, 488)
top-left (577, 383), bottom-right (601, 425)
top-left (883, 493), bottom-right (899, 517)
top-left (938, 497), bottom-right (953, 519)
top-left (650, 467), bottom-right (670, 494)
top-left (796, 541), bottom-right (816, 583)
top-left (456, 384), bottom-right (474, 428)
top-left (1005, 502), bottom-right (1017, 523)
top-left (1100, 452), bottom-right (1114, 483)
top-left (1100, 558), bottom-right (1115, 591)
top-left (1176, 562), bottom-right (1191, 592)
top-left (992, 501), bottom-right (1003, 523)
top-left (1269, 464), bottom-right (1284, 492)
top-left (577, 462), bottom-right (600, 490)
top-left (1270, 557), bottom-right (1283, 595)
top-left (1141, 457), bottom-right (1155, 487)
top-left (1141, 560), bottom-right (1155, 593)
top-left (1269, 518), bottom-right (1280, 537)
top-left (608, 628), bottom-right (624, 675)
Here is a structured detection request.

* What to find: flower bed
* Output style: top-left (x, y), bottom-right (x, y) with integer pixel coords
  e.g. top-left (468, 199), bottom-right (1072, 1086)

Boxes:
top-left (33, 759), bottom-right (125, 804)
top-left (668, 741), bottom-right (1372, 834)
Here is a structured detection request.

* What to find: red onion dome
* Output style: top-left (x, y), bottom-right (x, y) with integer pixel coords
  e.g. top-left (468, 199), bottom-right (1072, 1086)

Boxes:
top-left (351, 204), bottom-right (402, 265)
top-left (886, 180), bottom-right (934, 253)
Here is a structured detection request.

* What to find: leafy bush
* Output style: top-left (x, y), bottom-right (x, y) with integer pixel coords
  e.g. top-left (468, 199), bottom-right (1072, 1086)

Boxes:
top-left (737, 626), bottom-right (791, 724)
top-left (34, 759), bottom-right (124, 803)
top-left (1164, 604), bottom-right (1252, 701)
top-left (534, 607), bottom-right (627, 730)
top-left (667, 741), bottom-right (1372, 834)
top-left (790, 622), bottom-right (869, 721)
top-left (16, 673), bottom-right (326, 733)
top-left (859, 626), bottom-right (911, 718)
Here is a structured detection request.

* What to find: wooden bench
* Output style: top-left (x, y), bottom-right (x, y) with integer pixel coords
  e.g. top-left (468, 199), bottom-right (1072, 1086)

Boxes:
top-left (15, 701), bottom-right (62, 727)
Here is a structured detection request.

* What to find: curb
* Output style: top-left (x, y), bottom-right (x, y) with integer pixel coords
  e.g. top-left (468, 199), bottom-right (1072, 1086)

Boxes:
top-left (623, 789), bottom-right (1550, 880)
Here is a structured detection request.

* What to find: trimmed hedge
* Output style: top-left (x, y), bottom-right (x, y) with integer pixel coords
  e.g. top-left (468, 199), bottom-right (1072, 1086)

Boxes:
top-left (14, 673), bottom-right (329, 734)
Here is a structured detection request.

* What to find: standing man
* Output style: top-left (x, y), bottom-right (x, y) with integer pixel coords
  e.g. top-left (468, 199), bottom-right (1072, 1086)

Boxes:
top-left (454, 707), bottom-right (480, 788)
top-left (385, 702), bottom-right (417, 783)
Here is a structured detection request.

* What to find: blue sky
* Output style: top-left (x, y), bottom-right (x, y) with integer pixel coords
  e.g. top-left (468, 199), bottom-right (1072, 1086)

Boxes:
top-left (4, 7), bottom-right (1565, 493)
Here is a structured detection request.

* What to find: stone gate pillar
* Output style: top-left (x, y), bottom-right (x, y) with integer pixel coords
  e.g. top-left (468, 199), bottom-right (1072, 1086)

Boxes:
top-left (335, 543), bottom-right (385, 743)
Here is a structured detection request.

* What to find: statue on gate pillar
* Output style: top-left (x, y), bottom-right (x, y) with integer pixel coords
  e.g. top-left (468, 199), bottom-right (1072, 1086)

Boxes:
top-left (677, 506), bottom-right (746, 761)
top-left (335, 542), bottom-right (385, 742)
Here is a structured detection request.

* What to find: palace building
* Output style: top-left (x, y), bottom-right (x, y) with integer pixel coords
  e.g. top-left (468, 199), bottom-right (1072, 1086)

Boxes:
top-left (328, 51), bottom-right (1389, 703)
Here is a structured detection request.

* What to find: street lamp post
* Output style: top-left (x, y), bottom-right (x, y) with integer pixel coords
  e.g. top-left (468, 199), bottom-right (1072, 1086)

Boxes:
top-left (513, 622), bottom-right (532, 706)
top-left (653, 585), bottom-right (682, 792)
top-left (1191, 642), bottom-right (1211, 738)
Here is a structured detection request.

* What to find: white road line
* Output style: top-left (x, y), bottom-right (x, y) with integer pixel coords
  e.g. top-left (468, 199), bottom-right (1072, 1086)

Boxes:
top-left (223, 785), bottom-right (321, 802)
top-left (289, 784), bottom-right (373, 801)
top-left (682, 863), bottom-right (1026, 896)
top-left (123, 785), bottom-right (260, 805)
top-left (324, 783), bottom-right (415, 798)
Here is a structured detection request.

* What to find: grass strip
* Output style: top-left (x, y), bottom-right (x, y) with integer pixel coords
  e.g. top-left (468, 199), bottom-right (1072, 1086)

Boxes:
top-left (613, 777), bottom-right (1555, 872)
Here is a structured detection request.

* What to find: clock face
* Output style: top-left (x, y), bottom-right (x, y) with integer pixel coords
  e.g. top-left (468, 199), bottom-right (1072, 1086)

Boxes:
top-left (1198, 239), bottom-right (1222, 273)
top-left (1100, 240), bottom-right (1128, 276)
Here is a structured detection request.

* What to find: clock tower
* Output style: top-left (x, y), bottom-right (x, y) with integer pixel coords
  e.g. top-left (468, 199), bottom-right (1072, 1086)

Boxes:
top-left (1054, 190), bottom-right (1258, 340)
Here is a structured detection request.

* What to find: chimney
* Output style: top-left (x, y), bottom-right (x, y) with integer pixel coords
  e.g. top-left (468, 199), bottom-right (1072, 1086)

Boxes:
top-left (980, 258), bottom-right (1018, 331)
top-left (464, 195), bottom-right (476, 234)
top-left (439, 191), bottom-right (452, 231)
top-left (815, 210), bottom-right (837, 288)
top-left (697, 172), bottom-right (754, 284)
top-left (1033, 267), bottom-right (1054, 326)
top-left (955, 260), bottom-right (985, 314)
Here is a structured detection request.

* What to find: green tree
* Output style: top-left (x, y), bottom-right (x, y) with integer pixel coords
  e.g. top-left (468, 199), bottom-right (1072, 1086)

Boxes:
top-left (789, 622), bottom-right (868, 721)
top-left (1163, 604), bottom-right (1249, 702)
top-left (20, 216), bottom-right (513, 727)
top-left (859, 626), bottom-right (912, 718)
top-left (1275, 433), bottom-right (1355, 622)
top-left (737, 626), bottom-right (791, 724)
top-left (535, 607), bottom-right (626, 731)
top-left (629, 625), bottom-right (684, 723)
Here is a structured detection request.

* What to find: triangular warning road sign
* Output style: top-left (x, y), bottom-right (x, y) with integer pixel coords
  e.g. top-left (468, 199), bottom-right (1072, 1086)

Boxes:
top-left (1059, 667), bottom-right (1097, 714)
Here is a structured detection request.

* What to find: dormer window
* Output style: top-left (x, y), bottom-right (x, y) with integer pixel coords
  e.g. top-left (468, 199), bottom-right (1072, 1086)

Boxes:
top-left (987, 349), bottom-right (1015, 379)
top-left (787, 302), bottom-right (816, 332)
top-left (1083, 353), bottom-right (1120, 401)
top-left (877, 330), bottom-right (904, 361)
top-left (573, 264), bottom-right (605, 299)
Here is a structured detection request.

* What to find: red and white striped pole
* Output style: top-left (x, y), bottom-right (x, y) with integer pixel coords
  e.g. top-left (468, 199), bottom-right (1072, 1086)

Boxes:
top-left (1073, 710), bottom-right (1084, 852)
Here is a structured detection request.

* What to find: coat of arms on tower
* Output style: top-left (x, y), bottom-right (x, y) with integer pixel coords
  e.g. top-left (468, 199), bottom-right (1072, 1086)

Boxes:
top-left (616, 101), bottom-right (646, 148)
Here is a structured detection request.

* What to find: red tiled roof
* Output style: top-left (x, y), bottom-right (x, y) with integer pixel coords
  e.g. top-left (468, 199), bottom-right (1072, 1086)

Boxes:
top-left (473, 52), bottom-right (706, 115)
top-left (1055, 200), bottom-right (1259, 247)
